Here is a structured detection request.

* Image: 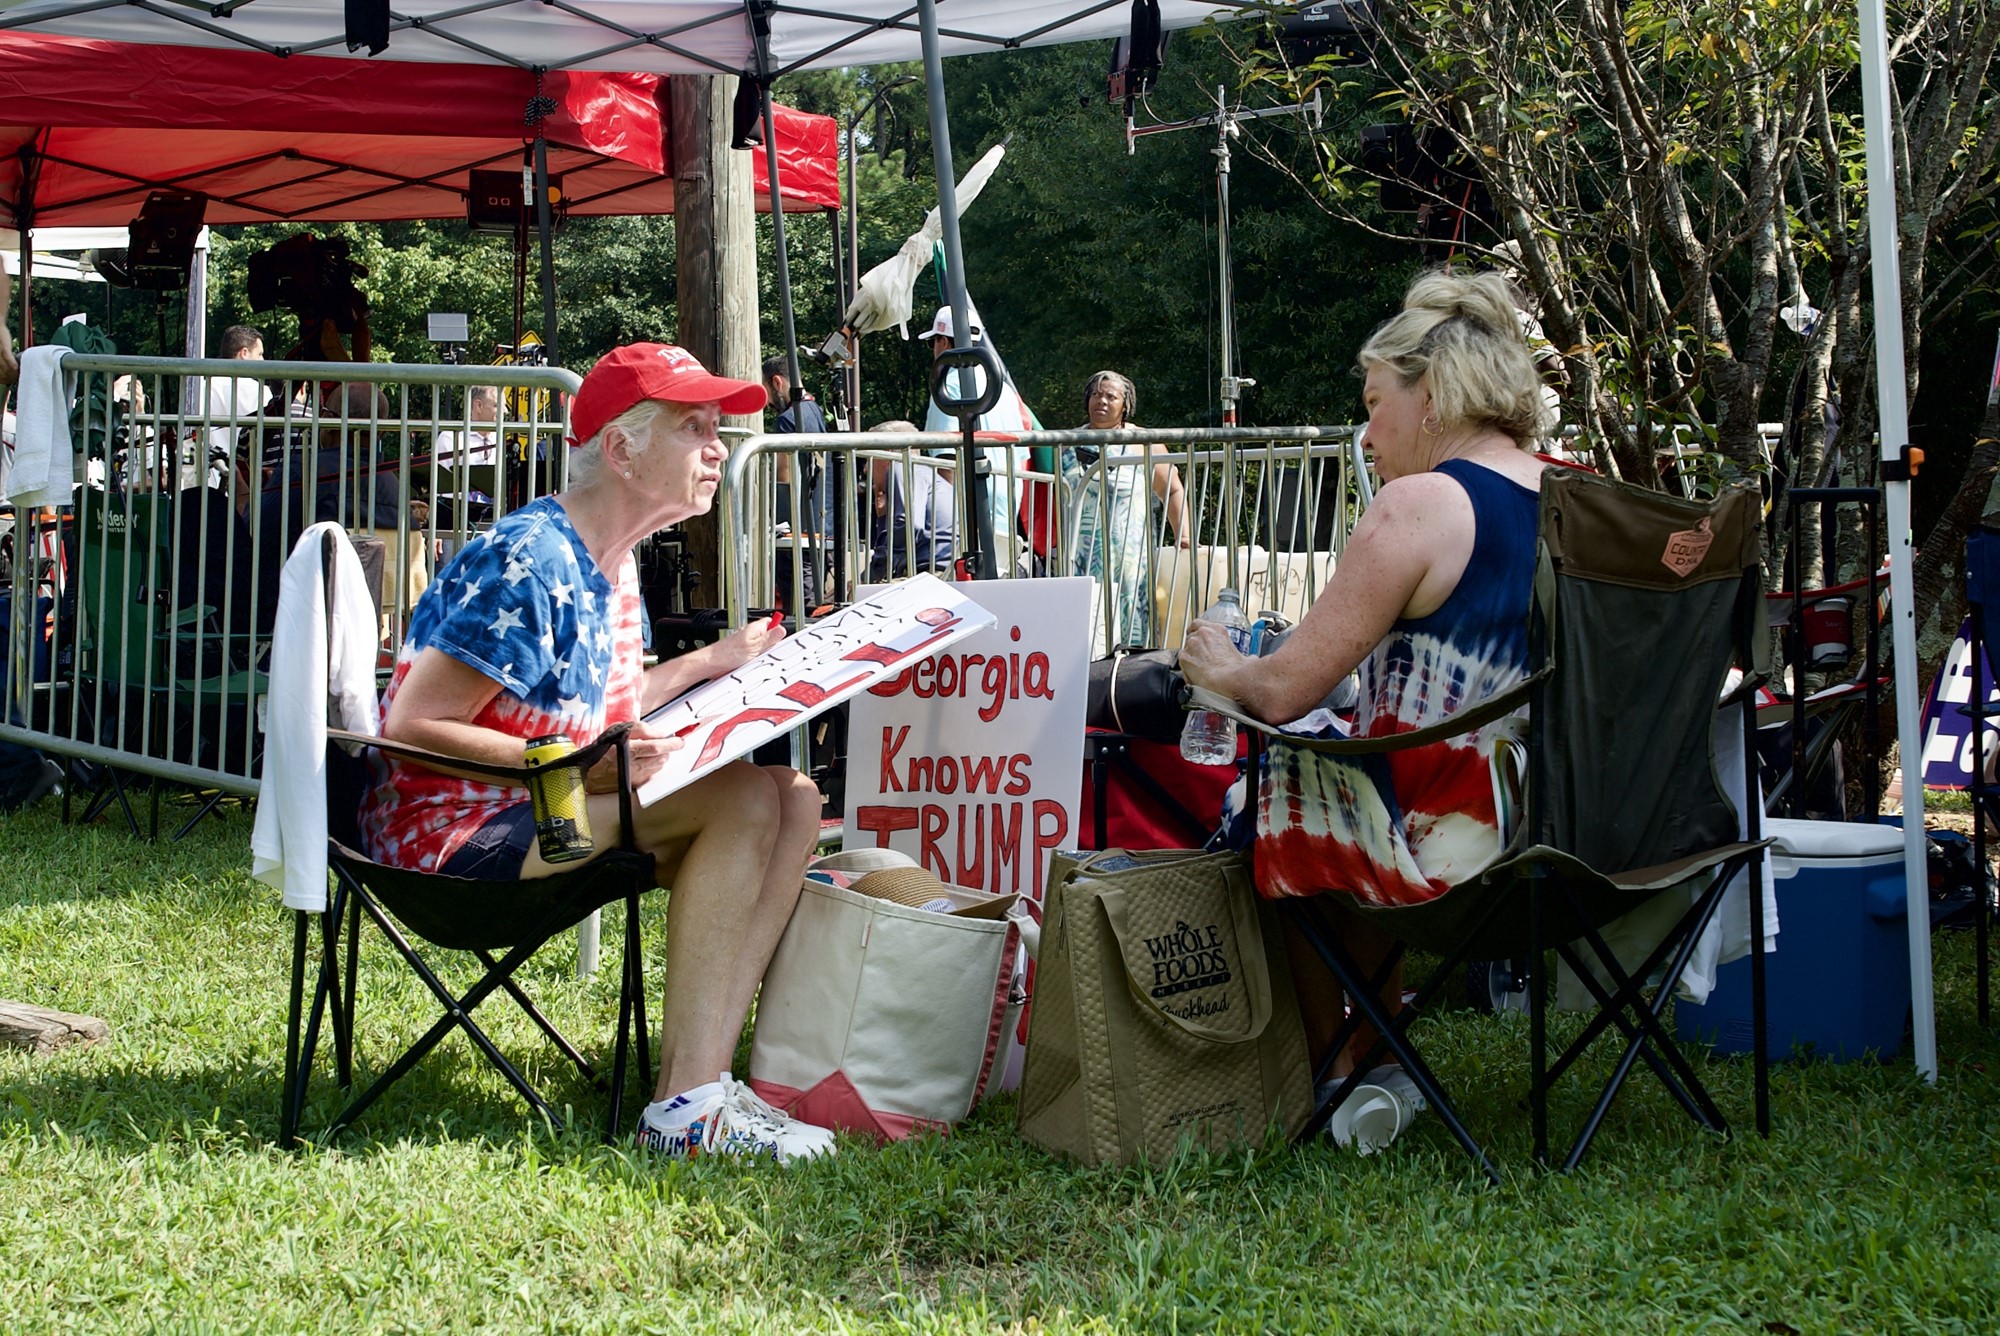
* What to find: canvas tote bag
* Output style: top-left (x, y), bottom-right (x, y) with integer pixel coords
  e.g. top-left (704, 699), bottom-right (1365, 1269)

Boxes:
top-left (1016, 848), bottom-right (1312, 1165)
top-left (749, 849), bottom-right (1024, 1141)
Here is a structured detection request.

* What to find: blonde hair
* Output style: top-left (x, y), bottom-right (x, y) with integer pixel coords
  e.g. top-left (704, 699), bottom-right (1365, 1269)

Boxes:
top-left (1358, 269), bottom-right (1551, 446)
top-left (569, 398), bottom-right (667, 488)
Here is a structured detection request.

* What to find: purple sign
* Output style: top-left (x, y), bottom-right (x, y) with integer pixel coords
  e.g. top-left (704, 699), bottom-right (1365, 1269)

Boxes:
top-left (1918, 617), bottom-right (2000, 790)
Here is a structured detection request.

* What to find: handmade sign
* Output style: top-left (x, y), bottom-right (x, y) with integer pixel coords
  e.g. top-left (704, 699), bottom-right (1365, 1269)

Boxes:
top-left (1918, 617), bottom-right (2000, 791)
top-left (843, 577), bottom-right (1091, 905)
top-left (637, 574), bottom-right (995, 806)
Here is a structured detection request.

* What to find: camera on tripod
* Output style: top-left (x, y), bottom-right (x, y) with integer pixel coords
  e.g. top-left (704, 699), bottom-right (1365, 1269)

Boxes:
top-left (246, 233), bottom-right (371, 332)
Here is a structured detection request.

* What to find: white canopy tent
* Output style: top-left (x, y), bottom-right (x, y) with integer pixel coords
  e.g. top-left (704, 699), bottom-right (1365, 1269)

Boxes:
top-left (0, 0), bottom-right (1937, 1078)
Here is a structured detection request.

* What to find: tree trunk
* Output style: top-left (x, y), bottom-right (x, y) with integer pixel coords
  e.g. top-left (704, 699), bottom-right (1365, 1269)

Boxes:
top-left (671, 74), bottom-right (761, 612)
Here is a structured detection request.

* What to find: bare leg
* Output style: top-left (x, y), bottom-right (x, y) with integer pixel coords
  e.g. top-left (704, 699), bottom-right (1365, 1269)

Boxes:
top-left (1284, 907), bottom-right (1405, 1081)
top-left (520, 760), bottom-right (822, 1101)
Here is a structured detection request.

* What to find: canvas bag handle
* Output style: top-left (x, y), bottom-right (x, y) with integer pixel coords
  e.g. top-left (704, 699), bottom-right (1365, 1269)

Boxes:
top-left (1087, 851), bottom-right (1276, 1046)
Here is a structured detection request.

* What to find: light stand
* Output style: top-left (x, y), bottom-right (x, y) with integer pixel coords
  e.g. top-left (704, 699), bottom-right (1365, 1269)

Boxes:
top-left (843, 73), bottom-right (921, 435)
top-left (1127, 87), bottom-right (1321, 426)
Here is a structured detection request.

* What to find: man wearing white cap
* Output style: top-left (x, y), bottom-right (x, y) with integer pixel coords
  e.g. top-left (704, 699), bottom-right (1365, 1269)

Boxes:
top-left (919, 303), bottom-right (1038, 576)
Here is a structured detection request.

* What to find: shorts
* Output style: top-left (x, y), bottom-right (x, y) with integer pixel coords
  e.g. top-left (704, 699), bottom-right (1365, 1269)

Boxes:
top-left (440, 803), bottom-right (538, 880)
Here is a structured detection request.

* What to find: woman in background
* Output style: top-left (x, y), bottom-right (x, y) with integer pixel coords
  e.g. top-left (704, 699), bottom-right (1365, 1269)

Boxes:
top-left (1069, 370), bottom-right (1187, 652)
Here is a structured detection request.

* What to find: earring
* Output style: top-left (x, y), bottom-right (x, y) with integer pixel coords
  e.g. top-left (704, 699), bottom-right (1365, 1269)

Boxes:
top-left (624, 469), bottom-right (635, 480)
top-left (1421, 412), bottom-right (1443, 438)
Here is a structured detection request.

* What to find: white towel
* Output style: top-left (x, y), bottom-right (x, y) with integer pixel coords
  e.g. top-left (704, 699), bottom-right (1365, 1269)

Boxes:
top-left (8, 345), bottom-right (73, 508)
top-left (251, 523), bottom-right (381, 913)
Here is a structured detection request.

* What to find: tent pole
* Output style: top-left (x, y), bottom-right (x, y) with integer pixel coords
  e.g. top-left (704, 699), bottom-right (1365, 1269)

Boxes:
top-left (1858, 0), bottom-right (1936, 1082)
top-left (917, 0), bottom-right (991, 578)
top-left (759, 84), bottom-right (803, 404)
top-left (17, 142), bottom-right (38, 349)
top-left (532, 133), bottom-right (559, 366)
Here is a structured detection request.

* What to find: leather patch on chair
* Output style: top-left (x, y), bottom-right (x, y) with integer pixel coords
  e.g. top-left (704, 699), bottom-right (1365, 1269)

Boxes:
top-left (1661, 518), bottom-right (1714, 577)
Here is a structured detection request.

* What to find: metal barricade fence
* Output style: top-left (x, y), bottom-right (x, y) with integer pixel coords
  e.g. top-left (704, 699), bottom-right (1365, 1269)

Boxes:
top-left (723, 426), bottom-right (1367, 648)
top-left (1, 355), bottom-right (578, 822)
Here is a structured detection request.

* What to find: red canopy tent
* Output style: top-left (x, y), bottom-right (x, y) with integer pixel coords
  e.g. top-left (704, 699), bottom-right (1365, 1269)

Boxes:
top-left (0, 31), bottom-right (839, 228)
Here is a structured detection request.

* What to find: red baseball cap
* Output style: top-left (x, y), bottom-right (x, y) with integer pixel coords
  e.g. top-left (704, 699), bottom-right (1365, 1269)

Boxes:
top-left (565, 343), bottom-right (767, 445)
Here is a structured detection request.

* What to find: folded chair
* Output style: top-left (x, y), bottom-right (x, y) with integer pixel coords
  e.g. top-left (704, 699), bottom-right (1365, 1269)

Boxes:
top-left (67, 485), bottom-right (268, 838)
top-left (1191, 469), bottom-right (1772, 1181)
top-left (277, 529), bottom-right (657, 1147)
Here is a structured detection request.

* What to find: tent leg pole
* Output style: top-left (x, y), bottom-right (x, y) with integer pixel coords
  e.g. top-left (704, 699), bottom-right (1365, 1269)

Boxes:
top-left (1858, 0), bottom-right (1936, 1083)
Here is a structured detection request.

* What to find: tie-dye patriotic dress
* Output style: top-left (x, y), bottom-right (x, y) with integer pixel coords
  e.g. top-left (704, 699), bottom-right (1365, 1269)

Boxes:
top-left (358, 497), bottom-right (645, 873)
top-left (1255, 459), bottom-right (1537, 908)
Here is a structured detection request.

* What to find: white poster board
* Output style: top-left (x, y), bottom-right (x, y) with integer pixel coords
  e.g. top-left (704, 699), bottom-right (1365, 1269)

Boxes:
top-left (637, 574), bottom-right (995, 806)
top-left (844, 577), bottom-right (1092, 905)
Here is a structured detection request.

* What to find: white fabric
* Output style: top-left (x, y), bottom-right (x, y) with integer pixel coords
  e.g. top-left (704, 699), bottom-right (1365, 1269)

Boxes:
top-left (844, 145), bottom-right (1005, 338)
top-left (6, 344), bottom-right (72, 508)
top-left (924, 372), bottom-right (1034, 574)
top-left (251, 523), bottom-right (381, 913)
top-left (4, 3), bottom-right (1242, 77)
top-left (434, 428), bottom-right (498, 467)
top-left (204, 373), bottom-right (264, 463)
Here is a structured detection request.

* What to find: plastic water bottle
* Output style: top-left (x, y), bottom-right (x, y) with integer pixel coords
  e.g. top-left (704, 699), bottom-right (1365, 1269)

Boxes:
top-left (1180, 588), bottom-right (1251, 765)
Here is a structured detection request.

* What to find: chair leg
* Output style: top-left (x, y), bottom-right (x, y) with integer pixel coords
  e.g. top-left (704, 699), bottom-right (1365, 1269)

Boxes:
top-left (1747, 849), bottom-right (1771, 1137)
top-left (338, 888), bottom-right (362, 1088)
top-left (1290, 899), bottom-right (1501, 1185)
top-left (1528, 874), bottom-right (1549, 1167)
top-left (1555, 881), bottom-right (1739, 1171)
top-left (326, 891), bottom-right (570, 1137)
top-left (280, 910), bottom-right (312, 1148)
top-left (630, 897), bottom-right (652, 1088)
top-left (606, 889), bottom-right (644, 1143)
top-left (1544, 886), bottom-right (1730, 1131)
top-left (475, 947), bottom-right (600, 1085)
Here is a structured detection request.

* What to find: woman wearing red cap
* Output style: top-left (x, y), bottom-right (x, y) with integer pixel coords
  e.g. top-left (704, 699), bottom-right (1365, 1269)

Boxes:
top-left (359, 343), bottom-right (837, 1165)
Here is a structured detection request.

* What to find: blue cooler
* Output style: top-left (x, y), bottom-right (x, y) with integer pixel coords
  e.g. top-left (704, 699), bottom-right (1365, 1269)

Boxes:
top-left (1675, 818), bottom-right (1911, 1061)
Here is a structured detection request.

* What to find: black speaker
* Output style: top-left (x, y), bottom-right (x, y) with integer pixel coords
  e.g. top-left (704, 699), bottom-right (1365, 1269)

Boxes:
top-left (1269, 462), bottom-right (1343, 553)
top-left (467, 168), bottom-right (564, 235)
top-left (127, 191), bottom-right (208, 291)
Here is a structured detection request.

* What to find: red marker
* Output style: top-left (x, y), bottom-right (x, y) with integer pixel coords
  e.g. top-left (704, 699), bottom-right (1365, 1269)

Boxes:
top-left (768, 609), bottom-right (784, 630)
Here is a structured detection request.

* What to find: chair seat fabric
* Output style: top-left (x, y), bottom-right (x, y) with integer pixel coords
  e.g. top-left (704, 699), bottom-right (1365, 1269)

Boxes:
top-left (330, 841), bottom-right (654, 952)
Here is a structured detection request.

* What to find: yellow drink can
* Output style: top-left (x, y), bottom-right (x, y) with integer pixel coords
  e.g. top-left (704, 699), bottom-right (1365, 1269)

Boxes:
top-left (524, 733), bottom-right (594, 863)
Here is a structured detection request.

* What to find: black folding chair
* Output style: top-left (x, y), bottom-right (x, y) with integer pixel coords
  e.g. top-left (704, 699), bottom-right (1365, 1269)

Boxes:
top-left (279, 531), bottom-right (657, 1147)
top-left (1195, 469), bottom-right (1773, 1180)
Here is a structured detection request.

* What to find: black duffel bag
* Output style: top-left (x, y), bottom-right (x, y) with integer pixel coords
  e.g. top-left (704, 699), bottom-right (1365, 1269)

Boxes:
top-left (1086, 647), bottom-right (1185, 743)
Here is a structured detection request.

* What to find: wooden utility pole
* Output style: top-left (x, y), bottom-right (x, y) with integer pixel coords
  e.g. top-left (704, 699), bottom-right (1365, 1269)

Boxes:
top-left (671, 73), bottom-right (761, 612)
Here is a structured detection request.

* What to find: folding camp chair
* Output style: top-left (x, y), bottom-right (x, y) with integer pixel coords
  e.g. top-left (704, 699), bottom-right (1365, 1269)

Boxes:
top-left (279, 532), bottom-right (657, 1147)
top-left (68, 485), bottom-right (269, 838)
top-left (1758, 486), bottom-right (1886, 818)
top-left (1192, 469), bottom-right (1773, 1180)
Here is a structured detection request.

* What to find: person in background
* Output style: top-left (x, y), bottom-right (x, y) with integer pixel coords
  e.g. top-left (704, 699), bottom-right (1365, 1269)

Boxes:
top-left (364, 342), bottom-right (836, 1164)
top-left (762, 356), bottom-right (831, 608)
top-left (918, 304), bottom-right (1036, 576)
top-left (1069, 369), bottom-right (1188, 652)
top-left (205, 324), bottom-right (265, 489)
top-left (867, 418), bottom-right (956, 581)
top-left (0, 266), bottom-right (64, 813)
top-left (435, 385), bottom-right (501, 467)
top-left (1179, 269), bottom-right (1552, 1105)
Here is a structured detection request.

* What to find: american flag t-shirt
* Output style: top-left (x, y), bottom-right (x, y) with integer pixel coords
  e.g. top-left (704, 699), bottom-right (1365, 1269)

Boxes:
top-left (358, 497), bottom-right (644, 871)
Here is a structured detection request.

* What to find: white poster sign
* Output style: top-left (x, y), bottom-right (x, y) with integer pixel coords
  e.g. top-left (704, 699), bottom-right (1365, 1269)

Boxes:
top-left (637, 574), bottom-right (995, 806)
top-left (844, 576), bottom-right (1092, 905)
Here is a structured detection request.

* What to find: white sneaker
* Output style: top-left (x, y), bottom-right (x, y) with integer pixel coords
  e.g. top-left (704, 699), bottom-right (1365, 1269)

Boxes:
top-left (634, 1072), bottom-right (837, 1165)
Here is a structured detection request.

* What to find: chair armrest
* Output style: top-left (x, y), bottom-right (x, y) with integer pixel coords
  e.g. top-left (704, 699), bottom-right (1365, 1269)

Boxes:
top-left (1184, 670), bottom-right (1545, 756)
top-left (328, 719), bottom-right (635, 786)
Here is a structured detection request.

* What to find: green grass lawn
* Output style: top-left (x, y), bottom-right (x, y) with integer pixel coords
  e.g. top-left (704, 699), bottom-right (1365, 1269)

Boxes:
top-left (4, 801), bottom-right (1999, 1333)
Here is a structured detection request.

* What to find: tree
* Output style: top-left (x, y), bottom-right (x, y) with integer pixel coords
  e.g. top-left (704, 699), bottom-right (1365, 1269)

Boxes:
top-left (1231, 0), bottom-right (2000, 694)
